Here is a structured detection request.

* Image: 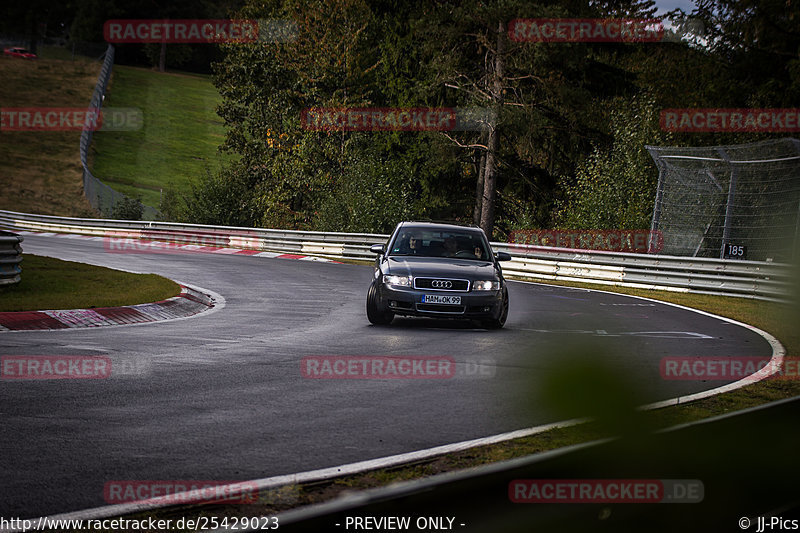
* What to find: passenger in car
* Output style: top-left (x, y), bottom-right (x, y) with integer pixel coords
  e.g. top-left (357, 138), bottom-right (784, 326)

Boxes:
top-left (443, 236), bottom-right (458, 257)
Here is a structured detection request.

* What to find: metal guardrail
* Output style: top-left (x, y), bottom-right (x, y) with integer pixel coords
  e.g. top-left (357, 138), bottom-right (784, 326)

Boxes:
top-left (0, 231), bottom-right (23, 286)
top-left (80, 45), bottom-right (159, 220)
top-left (0, 209), bottom-right (794, 300)
top-left (493, 242), bottom-right (792, 299)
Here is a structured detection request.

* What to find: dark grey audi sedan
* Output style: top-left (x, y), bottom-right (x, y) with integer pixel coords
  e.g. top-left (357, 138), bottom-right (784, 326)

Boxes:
top-left (366, 222), bottom-right (512, 328)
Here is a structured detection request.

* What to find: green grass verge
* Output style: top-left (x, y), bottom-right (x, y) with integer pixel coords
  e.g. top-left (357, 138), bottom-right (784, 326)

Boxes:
top-left (0, 51), bottom-right (100, 217)
top-left (96, 276), bottom-right (798, 524)
top-left (91, 65), bottom-right (232, 208)
top-left (0, 254), bottom-right (181, 312)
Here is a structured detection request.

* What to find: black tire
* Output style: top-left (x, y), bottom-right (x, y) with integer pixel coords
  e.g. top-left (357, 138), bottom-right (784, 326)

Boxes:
top-left (481, 289), bottom-right (508, 329)
top-left (366, 281), bottom-right (394, 325)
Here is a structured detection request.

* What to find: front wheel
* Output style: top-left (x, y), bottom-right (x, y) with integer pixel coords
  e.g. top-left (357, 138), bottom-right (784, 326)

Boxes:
top-left (366, 281), bottom-right (394, 325)
top-left (481, 289), bottom-right (508, 329)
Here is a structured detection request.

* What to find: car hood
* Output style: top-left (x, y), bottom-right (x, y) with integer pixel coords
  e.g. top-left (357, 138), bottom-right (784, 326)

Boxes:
top-left (383, 256), bottom-right (498, 279)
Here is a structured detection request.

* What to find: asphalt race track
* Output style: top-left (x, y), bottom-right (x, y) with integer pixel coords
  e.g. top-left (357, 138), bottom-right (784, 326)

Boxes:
top-left (0, 233), bottom-right (775, 518)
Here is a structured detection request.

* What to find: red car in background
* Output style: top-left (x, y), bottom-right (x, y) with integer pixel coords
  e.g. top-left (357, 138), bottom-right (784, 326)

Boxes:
top-left (3, 47), bottom-right (37, 59)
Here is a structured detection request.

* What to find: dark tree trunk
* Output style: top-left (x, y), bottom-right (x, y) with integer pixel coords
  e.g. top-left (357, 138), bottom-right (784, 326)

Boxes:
top-left (480, 130), bottom-right (498, 235)
top-left (26, 13), bottom-right (39, 54)
top-left (479, 20), bottom-right (505, 238)
top-left (473, 146), bottom-right (486, 225)
top-left (159, 42), bottom-right (167, 72)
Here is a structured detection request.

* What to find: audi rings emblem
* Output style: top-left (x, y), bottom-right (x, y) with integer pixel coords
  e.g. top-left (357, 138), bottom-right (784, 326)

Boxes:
top-left (431, 280), bottom-right (453, 288)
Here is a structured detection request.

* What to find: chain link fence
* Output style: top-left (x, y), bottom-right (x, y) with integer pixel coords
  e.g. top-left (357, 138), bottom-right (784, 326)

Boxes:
top-left (647, 138), bottom-right (800, 262)
top-left (80, 44), bottom-right (160, 220)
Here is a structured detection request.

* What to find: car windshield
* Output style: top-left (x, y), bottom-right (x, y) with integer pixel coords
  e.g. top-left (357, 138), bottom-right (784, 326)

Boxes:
top-left (389, 229), bottom-right (488, 260)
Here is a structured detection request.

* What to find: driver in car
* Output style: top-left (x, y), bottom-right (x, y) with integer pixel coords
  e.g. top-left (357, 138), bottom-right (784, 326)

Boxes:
top-left (398, 233), bottom-right (422, 255)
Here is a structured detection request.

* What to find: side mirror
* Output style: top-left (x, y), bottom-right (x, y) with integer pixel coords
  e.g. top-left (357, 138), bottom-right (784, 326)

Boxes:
top-left (495, 251), bottom-right (512, 262)
top-left (370, 244), bottom-right (386, 255)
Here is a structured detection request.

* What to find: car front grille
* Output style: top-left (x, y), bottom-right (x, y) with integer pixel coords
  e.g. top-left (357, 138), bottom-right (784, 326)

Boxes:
top-left (416, 303), bottom-right (466, 314)
top-left (413, 278), bottom-right (470, 291)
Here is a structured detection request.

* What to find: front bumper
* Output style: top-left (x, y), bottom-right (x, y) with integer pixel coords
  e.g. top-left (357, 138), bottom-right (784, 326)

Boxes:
top-left (378, 283), bottom-right (504, 318)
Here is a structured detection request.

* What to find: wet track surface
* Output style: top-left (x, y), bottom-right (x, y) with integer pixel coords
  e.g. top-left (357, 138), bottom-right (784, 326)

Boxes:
top-left (0, 234), bottom-right (774, 517)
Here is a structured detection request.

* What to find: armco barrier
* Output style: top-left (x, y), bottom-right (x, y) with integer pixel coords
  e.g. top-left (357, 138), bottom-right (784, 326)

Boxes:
top-left (0, 209), bottom-right (793, 301)
top-left (0, 230), bottom-right (23, 286)
top-left (493, 242), bottom-right (792, 299)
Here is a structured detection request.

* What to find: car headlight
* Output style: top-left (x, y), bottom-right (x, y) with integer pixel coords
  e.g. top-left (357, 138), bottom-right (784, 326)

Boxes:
top-left (383, 275), bottom-right (412, 287)
top-left (472, 280), bottom-right (500, 291)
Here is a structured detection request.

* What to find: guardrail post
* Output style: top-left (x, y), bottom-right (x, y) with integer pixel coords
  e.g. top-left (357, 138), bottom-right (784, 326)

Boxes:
top-left (792, 139), bottom-right (800, 262)
top-left (717, 147), bottom-right (736, 260)
top-left (646, 146), bottom-right (665, 254)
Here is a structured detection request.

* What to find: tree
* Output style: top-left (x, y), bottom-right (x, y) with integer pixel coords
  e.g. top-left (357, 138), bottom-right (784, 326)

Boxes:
top-left (678, 0), bottom-right (800, 106)
top-left (70, 0), bottom-right (245, 72)
top-left (0, 0), bottom-right (75, 52)
top-left (208, 0), bottom-right (792, 236)
top-left (418, 0), bottom-right (634, 238)
top-left (555, 94), bottom-right (673, 229)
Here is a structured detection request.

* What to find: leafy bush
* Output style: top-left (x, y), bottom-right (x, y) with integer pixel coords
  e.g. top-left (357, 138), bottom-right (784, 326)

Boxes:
top-left (555, 95), bottom-right (674, 230)
top-left (181, 166), bottom-right (262, 227)
top-left (110, 195), bottom-right (145, 220)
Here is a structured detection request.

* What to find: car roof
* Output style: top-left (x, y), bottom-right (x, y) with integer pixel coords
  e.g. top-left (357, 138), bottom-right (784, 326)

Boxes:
top-left (396, 221), bottom-right (484, 234)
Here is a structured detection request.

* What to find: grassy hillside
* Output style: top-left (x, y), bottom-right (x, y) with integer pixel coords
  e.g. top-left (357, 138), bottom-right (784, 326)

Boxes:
top-left (0, 48), bottom-right (100, 216)
top-left (91, 65), bottom-right (232, 208)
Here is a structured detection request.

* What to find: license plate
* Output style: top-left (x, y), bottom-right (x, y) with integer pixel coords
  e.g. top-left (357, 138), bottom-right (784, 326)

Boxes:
top-left (422, 294), bottom-right (461, 305)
